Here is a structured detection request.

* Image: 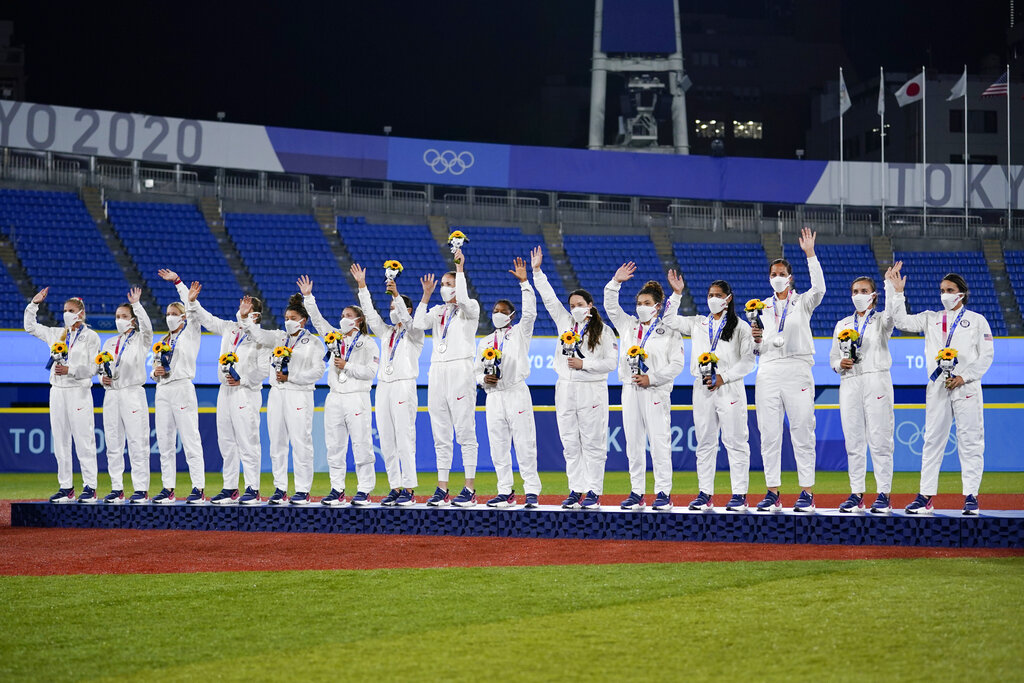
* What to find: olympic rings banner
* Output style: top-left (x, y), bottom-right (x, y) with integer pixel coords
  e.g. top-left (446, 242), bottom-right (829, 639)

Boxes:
top-left (0, 405), bottom-right (1020, 475)
top-left (2, 99), bottom-right (1022, 209)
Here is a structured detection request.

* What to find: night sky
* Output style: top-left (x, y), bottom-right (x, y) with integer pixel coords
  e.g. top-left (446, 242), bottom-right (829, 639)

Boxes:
top-left (4, 0), bottom-right (1017, 147)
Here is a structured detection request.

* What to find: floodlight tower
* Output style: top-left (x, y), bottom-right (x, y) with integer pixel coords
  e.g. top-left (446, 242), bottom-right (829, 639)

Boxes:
top-left (588, 0), bottom-right (690, 154)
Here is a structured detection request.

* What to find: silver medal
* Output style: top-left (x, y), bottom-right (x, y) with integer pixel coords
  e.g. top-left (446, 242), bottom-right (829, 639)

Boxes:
top-left (772, 336), bottom-right (785, 348)
top-left (338, 372), bottom-right (348, 383)
top-left (385, 364), bottom-right (394, 375)
top-left (438, 341), bottom-right (448, 354)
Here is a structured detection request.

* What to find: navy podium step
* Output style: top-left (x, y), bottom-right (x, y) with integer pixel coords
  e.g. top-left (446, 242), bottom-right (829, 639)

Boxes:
top-left (11, 502), bottom-right (1024, 548)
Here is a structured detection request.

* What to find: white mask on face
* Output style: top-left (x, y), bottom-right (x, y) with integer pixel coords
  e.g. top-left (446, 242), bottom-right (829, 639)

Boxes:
top-left (249, 313), bottom-right (260, 325)
top-left (770, 275), bottom-right (790, 293)
top-left (941, 292), bottom-right (964, 311)
top-left (284, 319), bottom-right (302, 335)
top-left (707, 296), bottom-right (730, 315)
top-left (389, 308), bottom-right (402, 324)
top-left (115, 318), bottom-right (131, 334)
top-left (63, 311), bottom-right (81, 328)
top-left (440, 285), bottom-right (456, 302)
top-left (165, 315), bottom-right (182, 331)
top-left (852, 293), bottom-right (874, 313)
top-left (492, 312), bottom-right (511, 329)
top-left (338, 317), bottom-right (357, 334)
top-left (570, 306), bottom-right (590, 324)
top-left (636, 305), bottom-right (657, 323)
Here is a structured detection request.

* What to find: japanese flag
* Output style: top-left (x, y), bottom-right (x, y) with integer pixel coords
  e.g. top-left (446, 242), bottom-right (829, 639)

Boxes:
top-left (895, 72), bottom-right (924, 107)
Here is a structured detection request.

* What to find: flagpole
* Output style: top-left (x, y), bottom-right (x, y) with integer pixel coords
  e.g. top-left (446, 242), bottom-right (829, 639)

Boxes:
top-left (964, 65), bottom-right (969, 235)
top-left (880, 66), bottom-right (886, 236)
top-left (839, 67), bottom-right (845, 235)
top-left (922, 66), bottom-right (928, 236)
top-left (1008, 64), bottom-right (1013, 238)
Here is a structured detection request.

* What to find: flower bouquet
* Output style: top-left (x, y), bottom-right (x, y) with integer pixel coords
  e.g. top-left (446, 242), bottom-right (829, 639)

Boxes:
top-left (697, 351), bottom-right (719, 387)
top-left (626, 345), bottom-right (649, 375)
top-left (219, 351), bottom-right (240, 381)
top-left (152, 341), bottom-right (172, 374)
top-left (560, 329), bottom-right (582, 357)
top-left (46, 341), bottom-right (68, 370)
top-left (95, 351), bottom-right (115, 379)
top-left (481, 346), bottom-right (502, 379)
top-left (272, 346), bottom-right (292, 376)
top-left (744, 299), bottom-right (765, 328)
top-left (931, 347), bottom-right (958, 383)
top-left (447, 230), bottom-right (468, 264)
top-left (837, 328), bottom-right (860, 363)
top-left (383, 259), bottom-right (403, 294)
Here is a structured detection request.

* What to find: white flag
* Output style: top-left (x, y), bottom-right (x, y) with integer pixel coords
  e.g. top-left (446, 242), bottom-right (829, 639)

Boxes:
top-left (877, 68), bottom-right (885, 116)
top-left (947, 66), bottom-right (967, 101)
top-left (894, 72), bottom-right (924, 107)
top-left (839, 69), bottom-right (852, 115)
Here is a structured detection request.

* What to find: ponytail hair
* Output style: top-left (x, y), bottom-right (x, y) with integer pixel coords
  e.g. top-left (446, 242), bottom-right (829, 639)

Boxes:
top-left (286, 293), bottom-right (309, 321)
top-left (343, 305), bottom-right (370, 335)
top-left (637, 280), bottom-right (665, 305)
top-left (709, 280), bottom-right (739, 342)
top-left (942, 272), bottom-right (970, 304)
top-left (568, 288), bottom-right (605, 352)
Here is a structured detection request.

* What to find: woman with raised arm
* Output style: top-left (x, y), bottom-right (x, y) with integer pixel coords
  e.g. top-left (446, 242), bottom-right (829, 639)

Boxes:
top-left (605, 263), bottom-right (686, 511)
top-left (413, 248), bottom-right (481, 507)
top-left (533, 248), bottom-right (618, 509)
top-left (355, 264), bottom-right (425, 506)
top-left (240, 293), bottom-right (327, 506)
top-left (885, 262), bottom-right (993, 516)
top-left (298, 274), bottom-right (380, 507)
top-left (664, 272), bottom-right (755, 512)
top-left (25, 288), bottom-right (101, 503)
top-left (474, 254), bottom-right (540, 508)
top-left (186, 285), bottom-right (268, 506)
top-left (750, 228), bottom-right (825, 513)
top-left (151, 270), bottom-right (206, 504)
top-left (97, 287), bottom-right (153, 504)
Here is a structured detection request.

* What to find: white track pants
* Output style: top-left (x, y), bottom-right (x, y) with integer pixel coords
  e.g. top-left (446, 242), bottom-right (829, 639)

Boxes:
top-left (154, 380), bottom-right (205, 491)
top-left (427, 359), bottom-right (478, 479)
top-left (101, 387), bottom-right (149, 493)
top-left (267, 388), bottom-right (315, 493)
top-left (50, 385), bottom-right (97, 489)
top-left (756, 359), bottom-right (816, 489)
top-left (621, 384), bottom-right (673, 495)
top-left (377, 379), bottom-right (418, 490)
top-left (216, 384), bottom-right (262, 492)
top-left (692, 379), bottom-right (749, 496)
top-left (486, 382), bottom-right (540, 495)
top-left (324, 391), bottom-right (375, 494)
top-left (555, 379), bottom-right (608, 494)
top-left (921, 381), bottom-right (985, 497)
top-left (839, 371), bottom-right (894, 494)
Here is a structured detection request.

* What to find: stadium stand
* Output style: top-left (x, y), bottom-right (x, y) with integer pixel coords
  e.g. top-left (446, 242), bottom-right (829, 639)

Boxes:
top-left (563, 233), bottom-right (664, 316)
top-left (0, 259), bottom-right (26, 328)
top-left (783, 243), bottom-right (884, 336)
top-left (1003, 251), bottom-right (1024, 325)
top-left (672, 242), bottom-right (768, 317)
top-left (107, 201), bottom-right (242, 321)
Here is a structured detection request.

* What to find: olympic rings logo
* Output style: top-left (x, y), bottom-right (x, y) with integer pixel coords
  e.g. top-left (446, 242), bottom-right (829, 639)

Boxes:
top-left (423, 149), bottom-right (475, 175)
top-left (895, 420), bottom-right (957, 457)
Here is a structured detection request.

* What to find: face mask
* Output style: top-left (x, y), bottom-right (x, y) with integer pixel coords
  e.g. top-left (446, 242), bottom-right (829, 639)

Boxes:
top-left (284, 319), bottom-right (302, 335)
top-left (707, 296), bottom-right (730, 315)
top-left (165, 315), bottom-right (182, 331)
top-left (63, 311), bottom-right (81, 328)
top-left (941, 292), bottom-right (963, 311)
top-left (338, 317), bottom-right (357, 334)
top-left (570, 306), bottom-right (590, 324)
top-left (235, 310), bottom-right (244, 323)
top-left (852, 293), bottom-right (874, 313)
top-left (249, 313), bottom-right (260, 325)
top-left (115, 318), bottom-right (131, 334)
top-left (636, 305), bottom-right (657, 323)
top-left (492, 312), bottom-right (511, 329)
top-left (440, 285), bottom-right (456, 302)
top-left (770, 275), bottom-right (790, 293)
top-left (389, 308), bottom-right (402, 324)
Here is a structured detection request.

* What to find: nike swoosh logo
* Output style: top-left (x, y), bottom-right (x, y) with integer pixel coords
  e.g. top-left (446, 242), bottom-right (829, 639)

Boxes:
top-left (965, 394), bottom-right (975, 399)
top-left (518, 410), bottom-right (525, 414)
top-left (398, 401), bottom-right (406, 405)
top-left (296, 407), bottom-right (304, 411)
top-left (76, 408), bottom-right (83, 411)
top-left (592, 405), bottom-right (599, 409)
top-left (456, 395), bottom-right (465, 401)
top-left (354, 412), bottom-right (361, 416)
top-left (179, 406), bottom-right (186, 410)
top-left (801, 388), bottom-right (808, 392)
top-left (239, 406), bottom-right (247, 409)
top-left (876, 396), bottom-right (884, 400)
top-left (653, 402), bottom-right (661, 405)
top-left (730, 401), bottom-right (738, 405)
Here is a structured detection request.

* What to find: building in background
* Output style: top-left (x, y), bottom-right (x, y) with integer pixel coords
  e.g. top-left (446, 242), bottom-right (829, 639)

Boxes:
top-left (0, 22), bottom-right (25, 101)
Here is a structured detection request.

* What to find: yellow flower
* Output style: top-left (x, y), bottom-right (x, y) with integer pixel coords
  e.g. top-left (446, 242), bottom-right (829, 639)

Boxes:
top-left (95, 351), bottom-right (114, 364)
top-left (51, 342), bottom-right (68, 355)
top-left (273, 346), bottom-right (292, 358)
top-left (383, 260), bottom-right (404, 272)
top-left (560, 330), bottom-right (581, 345)
top-left (745, 299), bottom-right (766, 312)
top-left (447, 230), bottom-right (468, 242)
top-left (937, 347), bottom-right (958, 361)
top-left (837, 329), bottom-right (860, 342)
top-left (325, 331), bottom-right (341, 344)
top-left (698, 352), bottom-right (719, 365)
top-left (152, 342), bottom-right (170, 354)
top-left (626, 345), bottom-right (648, 359)
top-left (220, 353), bottom-right (239, 365)
top-left (482, 347), bottom-right (501, 361)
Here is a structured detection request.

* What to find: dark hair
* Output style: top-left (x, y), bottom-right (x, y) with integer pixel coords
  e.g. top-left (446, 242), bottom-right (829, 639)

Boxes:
top-left (708, 280), bottom-right (739, 342)
top-left (769, 258), bottom-right (792, 276)
top-left (116, 303), bottom-right (139, 332)
top-left (851, 276), bottom-right (877, 293)
top-left (343, 305), bottom-right (370, 335)
top-left (637, 280), bottom-right (665, 305)
top-left (569, 288), bottom-right (605, 352)
top-left (286, 293), bottom-right (309, 320)
top-left (942, 272), bottom-right (970, 304)
top-left (399, 294), bottom-right (413, 312)
top-left (494, 298), bottom-right (516, 315)
top-left (248, 296), bottom-right (264, 314)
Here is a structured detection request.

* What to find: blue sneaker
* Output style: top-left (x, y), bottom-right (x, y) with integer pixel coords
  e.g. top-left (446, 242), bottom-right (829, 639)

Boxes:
top-left (350, 491), bottom-right (372, 506)
top-left (239, 487), bottom-right (261, 505)
top-left (963, 495), bottom-right (980, 516)
top-left (793, 491), bottom-right (815, 513)
top-left (321, 489), bottom-right (346, 507)
top-left (210, 489), bottom-right (239, 505)
top-left (904, 494), bottom-right (933, 515)
top-left (561, 491), bottom-right (583, 509)
top-left (396, 489), bottom-right (416, 506)
top-left (267, 488), bottom-right (289, 505)
top-left (838, 493), bottom-right (864, 513)
top-left (380, 488), bottom-right (402, 506)
top-left (128, 490), bottom-right (149, 504)
top-left (755, 490), bottom-right (781, 512)
top-left (688, 491), bottom-right (713, 511)
top-left (152, 488), bottom-right (175, 504)
top-left (289, 491), bottom-right (311, 506)
top-left (77, 486), bottom-right (98, 504)
top-left (524, 493), bottom-right (539, 509)
top-left (49, 487), bottom-right (75, 503)
top-left (652, 491), bottom-right (673, 511)
top-left (580, 491), bottom-right (601, 510)
top-left (725, 494), bottom-right (747, 512)
top-left (102, 490), bottom-right (125, 505)
top-left (869, 493), bottom-right (891, 514)
top-left (185, 487), bottom-right (205, 505)
top-left (426, 487), bottom-right (450, 507)
top-left (451, 487), bottom-right (477, 507)
top-left (620, 492), bottom-right (645, 510)
top-left (486, 491), bottom-right (516, 508)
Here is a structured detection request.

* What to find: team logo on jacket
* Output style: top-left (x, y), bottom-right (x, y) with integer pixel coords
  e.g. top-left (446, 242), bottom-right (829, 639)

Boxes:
top-left (656, 326), bottom-right (665, 334)
top-left (301, 337), bottom-right (310, 344)
top-left (961, 320), bottom-right (971, 327)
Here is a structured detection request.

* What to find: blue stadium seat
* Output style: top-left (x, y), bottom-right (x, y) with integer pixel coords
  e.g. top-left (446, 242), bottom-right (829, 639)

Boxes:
top-left (783, 243), bottom-right (883, 337)
top-left (674, 242), bottom-right (769, 319)
top-left (564, 233), bottom-right (664, 322)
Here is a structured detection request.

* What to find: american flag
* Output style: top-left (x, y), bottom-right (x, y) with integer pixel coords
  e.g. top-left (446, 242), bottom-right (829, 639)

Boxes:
top-left (982, 71), bottom-right (1008, 97)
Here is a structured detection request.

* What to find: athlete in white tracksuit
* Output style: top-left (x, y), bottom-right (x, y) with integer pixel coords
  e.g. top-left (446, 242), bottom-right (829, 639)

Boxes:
top-left (357, 270), bottom-right (425, 503)
top-left (242, 296), bottom-right (326, 504)
top-left (664, 276), bottom-right (755, 510)
top-left (605, 264), bottom-right (686, 510)
top-left (474, 256), bottom-right (539, 506)
top-left (415, 249), bottom-right (481, 506)
top-left (752, 228), bottom-right (824, 512)
top-left (301, 279), bottom-right (380, 504)
top-left (151, 273), bottom-right (206, 503)
top-left (98, 290), bottom-right (153, 503)
top-left (25, 289), bottom-right (101, 503)
top-left (533, 257), bottom-right (618, 509)
top-left (829, 278), bottom-right (896, 514)
top-left (188, 291), bottom-right (269, 504)
top-left (885, 263), bottom-right (993, 514)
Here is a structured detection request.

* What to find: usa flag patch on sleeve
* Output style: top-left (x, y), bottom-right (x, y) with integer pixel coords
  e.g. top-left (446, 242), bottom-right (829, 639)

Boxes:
top-left (984, 334), bottom-right (993, 340)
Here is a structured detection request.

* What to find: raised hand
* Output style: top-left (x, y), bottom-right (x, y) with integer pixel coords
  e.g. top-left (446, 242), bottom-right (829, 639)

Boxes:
top-left (350, 264), bottom-right (367, 288)
top-left (157, 269), bottom-right (179, 282)
top-left (798, 227), bottom-right (817, 257)
top-left (386, 279), bottom-right (399, 297)
top-left (453, 248), bottom-right (466, 271)
top-left (509, 257), bottom-right (528, 283)
top-left (31, 287), bottom-right (49, 304)
top-left (667, 269), bottom-right (686, 295)
top-left (127, 287), bottom-right (142, 304)
top-left (420, 273), bottom-right (437, 302)
top-left (188, 282), bottom-right (202, 302)
top-left (530, 246), bottom-right (543, 271)
top-left (613, 262), bottom-right (637, 283)
top-left (239, 295), bottom-right (253, 318)
top-left (885, 260), bottom-right (906, 293)
top-left (297, 275), bottom-right (313, 297)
